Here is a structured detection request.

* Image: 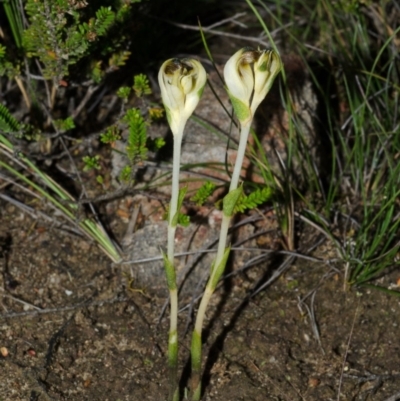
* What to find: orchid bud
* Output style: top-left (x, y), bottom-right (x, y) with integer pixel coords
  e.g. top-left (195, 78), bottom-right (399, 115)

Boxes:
top-left (158, 58), bottom-right (207, 136)
top-left (224, 48), bottom-right (282, 124)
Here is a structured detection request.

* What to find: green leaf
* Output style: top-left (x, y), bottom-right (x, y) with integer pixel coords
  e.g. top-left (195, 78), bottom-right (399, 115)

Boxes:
top-left (162, 251), bottom-right (177, 291)
top-left (209, 247), bottom-right (230, 290)
top-left (191, 330), bottom-right (202, 373)
top-left (222, 187), bottom-right (243, 217)
top-left (171, 186), bottom-right (188, 227)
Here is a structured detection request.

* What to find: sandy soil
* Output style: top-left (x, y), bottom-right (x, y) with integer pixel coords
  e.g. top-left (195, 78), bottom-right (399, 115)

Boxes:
top-left (1, 197), bottom-right (400, 401)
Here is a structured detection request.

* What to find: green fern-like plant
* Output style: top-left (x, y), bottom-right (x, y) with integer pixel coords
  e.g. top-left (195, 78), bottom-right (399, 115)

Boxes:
top-left (0, 104), bottom-right (21, 133)
top-left (123, 108), bottom-right (148, 163)
top-left (93, 6), bottom-right (115, 36)
top-left (109, 50), bottom-right (131, 71)
top-left (234, 186), bottom-right (273, 213)
top-left (100, 125), bottom-right (121, 144)
top-left (97, 73), bottom-right (162, 185)
top-left (191, 181), bottom-right (217, 206)
top-left (133, 74), bottom-right (152, 97)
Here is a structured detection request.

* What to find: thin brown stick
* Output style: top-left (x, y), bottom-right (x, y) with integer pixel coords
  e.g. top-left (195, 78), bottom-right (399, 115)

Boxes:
top-left (0, 295), bottom-right (129, 319)
top-left (336, 297), bottom-right (361, 401)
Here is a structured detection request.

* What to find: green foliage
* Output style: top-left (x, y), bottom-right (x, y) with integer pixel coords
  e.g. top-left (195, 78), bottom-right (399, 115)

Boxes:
top-left (0, 45), bottom-right (20, 77)
top-left (0, 131), bottom-right (121, 262)
top-left (100, 126), bottom-right (121, 144)
top-left (99, 73), bottom-right (164, 187)
top-left (22, 1), bottom-right (117, 79)
top-left (117, 74), bottom-right (151, 100)
top-left (248, 0), bottom-right (400, 291)
top-left (177, 213), bottom-right (190, 227)
top-left (91, 60), bottom-right (104, 83)
top-left (82, 155), bottom-right (101, 171)
top-left (164, 187), bottom-right (190, 227)
top-left (109, 50), bottom-right (131, 70)
top-left (162, 252), bottom-right (177, 291)
top-left (119, 165), bottom-right (132, 182)
top-left (133, 74), bottom-right (152, 97)
top-left (115, 2), bottom-right (132, 21)
top-left (172, 186), bottom-right (189, 227)
top-left (93, 6), bottom-right (115, 36)
top-left (191, 181), bottom-right (217, 206)
top-left (123, 108), bottom-right (148, 163)
top-left (346, 159), bottom-right (400, 287)
top-left (209, 247), bottom-right (231, 290)
top-left (234, 186), bottom-right (273, 213)
top-left (2, 0), bottom-right (24, 49)
top-left (117, 86), bottom-right (132, 101)
top-left (0, 104), bottom-right (21, 133)
top-left (54, 117), bottom-right (75, 132)
top-left (151, 137), bottom-right (166, 150)
top-left (148, 107), bottom-right (164, 121)
top-left (334, 0), bottom-right (372, 13)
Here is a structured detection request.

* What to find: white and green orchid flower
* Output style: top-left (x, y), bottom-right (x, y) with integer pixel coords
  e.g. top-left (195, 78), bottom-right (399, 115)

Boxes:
top-left (190, 49), bottom-right (282, 400)
top-left (224, 47), bottom-right (282, 124)
top-left (158, 58), bottom-right (207, 137)
top-left (158, 57), bottom-right (206, 401)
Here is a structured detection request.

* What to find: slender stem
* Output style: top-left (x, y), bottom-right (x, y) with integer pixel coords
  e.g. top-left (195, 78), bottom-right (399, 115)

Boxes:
top-left (168, 133), bottom-right (183, 262)
top-left (229, 121), bottom-right (252, 192)
top-left (190, 121), bottom-right (252, 400)
top-left (210, 121), bottom-right (252, 282)
top-left (166, 129), bottom-right (184, 401)
top-left (194, 217), bottom-right (230, 337)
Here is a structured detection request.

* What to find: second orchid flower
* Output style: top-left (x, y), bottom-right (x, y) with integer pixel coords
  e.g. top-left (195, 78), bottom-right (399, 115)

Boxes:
top-left (158, 57), bottom-right (206, 401)
top-left (224, 47), bottom-right (282, 125)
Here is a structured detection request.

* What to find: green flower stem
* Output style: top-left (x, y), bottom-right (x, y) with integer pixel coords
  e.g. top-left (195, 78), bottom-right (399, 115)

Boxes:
top-left (208, 120), bottom-right (252, 289)
top-left (165, 126), bottom-right (184, 401)
top-left (168, 131), bottom-right (183, 261)
top-left (168, 325), bottom-right (179, 401)
top-left (190, 121), bottom-right (252, 400)
top-left (228, 121), bottom-right (252, 192)
top-left (190, 329), bottom-right (202, 401)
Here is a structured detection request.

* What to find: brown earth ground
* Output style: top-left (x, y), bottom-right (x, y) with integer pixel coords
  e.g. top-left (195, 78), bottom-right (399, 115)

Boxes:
top-left (1, 195), bottom-right (400, 401)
